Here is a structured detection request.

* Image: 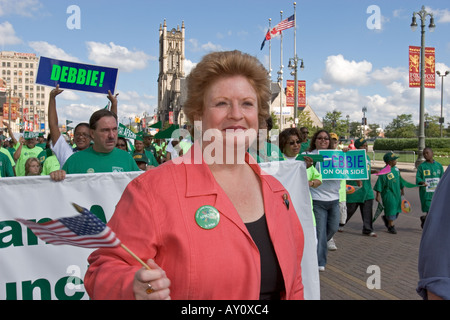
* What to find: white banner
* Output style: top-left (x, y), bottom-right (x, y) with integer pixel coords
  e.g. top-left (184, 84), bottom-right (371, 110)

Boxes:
top-left (0, 172), bottom-right (141, 300)
top-left (259, 161), bottom-right (320, 300)
top-left (1, 162), bottom-right (319, 300)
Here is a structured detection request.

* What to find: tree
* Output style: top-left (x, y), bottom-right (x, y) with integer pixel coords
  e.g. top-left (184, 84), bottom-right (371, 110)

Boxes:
top-left (367, 123), bottom-right (381, 138)
top-left (322, 110), bottom-right (347, 138)
top-left (384, 114), bottom-right (416, 138)
top-left (423, 113), bottom-right (441, 138)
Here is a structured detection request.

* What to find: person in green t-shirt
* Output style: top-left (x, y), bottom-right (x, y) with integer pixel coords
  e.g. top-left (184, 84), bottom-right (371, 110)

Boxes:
top-left (299, 126), bottom-right (311, 154)
top-left (0, 151), bottom-right (14, 177)
top-left (36, 133), bottom-right (46, 150)
top-left (143, 132), bottom-right (158, 162)
top-left (133, 134), bottom-right (159, 168)
top-left (416, 147), bottom-right (444, 228)
top-left (50, 109), bottom-right (139, 181)
top-left (374, 152), bottom-right (405, 234)
top-left (13, 134), bottom-right (44, 177)
top-left (342, 138), bottom-right (379, 237)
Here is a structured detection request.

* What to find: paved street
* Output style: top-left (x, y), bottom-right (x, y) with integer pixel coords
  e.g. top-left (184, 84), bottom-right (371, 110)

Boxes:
top-left (318, 162), bottom-right (433, 300)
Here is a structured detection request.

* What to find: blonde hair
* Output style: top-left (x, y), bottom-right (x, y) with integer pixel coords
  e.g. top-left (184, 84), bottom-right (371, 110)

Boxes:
top-left (25, 157), bottom-right (41, 176)
top-left (184, 50), bottom-right (271, 128)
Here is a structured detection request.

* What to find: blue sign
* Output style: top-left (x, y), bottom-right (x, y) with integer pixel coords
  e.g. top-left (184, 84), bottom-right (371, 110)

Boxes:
top-left (35, 57), bottom-right (118, 94)
top-left (318, 149), bottom-right (369, 180)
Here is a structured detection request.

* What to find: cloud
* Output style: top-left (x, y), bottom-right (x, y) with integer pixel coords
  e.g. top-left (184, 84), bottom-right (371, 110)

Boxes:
top-left (0, 0), bottom-right (43, 17)
top-left (28, 41), bottom-right (79, 61)
top-left (370, 66), bottom-right (405, 84)
top-left (323, 54), bottom-right (372, 86)
top-left (188, 38), bottom-right (224, 52)
top-left (310, 79), bottom-right (332, 93)
top-left (425, 7), bottom-right (450, 23)
top-left (184, 59), bottom-right (197, 75)
top-left (86, 41), bottom-right (155, 72)
top-left (0, 21), bottom-right (22, 46)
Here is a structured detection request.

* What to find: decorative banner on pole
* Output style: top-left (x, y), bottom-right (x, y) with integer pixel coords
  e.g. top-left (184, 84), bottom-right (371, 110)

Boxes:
top-left (318, 149), bottom-right (369, 180)
top-left (409, 46), bottom-right (435, 88)
top-left (424, 47), bottom-right (435, 89)
top-left (35, 57), bottom-right (119, 94)
top-left (409, 46), bottom-right (421, 87)
top-left (298, 80), bottom-right (306, 108)
top-left (286, 80), bottom-right (306, 108)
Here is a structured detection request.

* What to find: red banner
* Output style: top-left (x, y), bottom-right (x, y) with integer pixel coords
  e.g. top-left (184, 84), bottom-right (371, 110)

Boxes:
top-left (286, 80), bottom-right (306, 108)
top-left (2, 99), bottom-right (19, 120)
top-left (409, 46), bottom-right (435, 88)
top-left (409, 46), bottom-right (420, 87)
top-left (425, 47), bottom-right (435, 89)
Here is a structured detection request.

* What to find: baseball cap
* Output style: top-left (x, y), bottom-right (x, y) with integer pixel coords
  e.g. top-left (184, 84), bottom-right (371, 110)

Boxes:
top-left (354, 138), bottom-right (367, 149)
top-left (133, 152), bottom-right (149, 164)
top-left (330, 132), bottom-right (338, 140)
top-left (383, 152), bottom-right (399, 163)
top-left (23, 131), bottom-right (40, 140)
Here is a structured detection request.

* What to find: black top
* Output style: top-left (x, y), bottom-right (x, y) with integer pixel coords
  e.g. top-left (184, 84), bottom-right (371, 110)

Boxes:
top-left (245, 214), bottom-right (285, 300)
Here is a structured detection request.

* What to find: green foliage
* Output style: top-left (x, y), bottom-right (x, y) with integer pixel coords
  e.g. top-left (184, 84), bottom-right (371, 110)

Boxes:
top-left (373, 138), bottom-right (450, 151)
top-left (384, 114), bottom-right (417, 138)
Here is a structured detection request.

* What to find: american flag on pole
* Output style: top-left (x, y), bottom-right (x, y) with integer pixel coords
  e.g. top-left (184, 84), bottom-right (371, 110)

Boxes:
top-left (261, 14), bottom-right (295, 50)
top-left (16, 203), bottom-right (121, 248)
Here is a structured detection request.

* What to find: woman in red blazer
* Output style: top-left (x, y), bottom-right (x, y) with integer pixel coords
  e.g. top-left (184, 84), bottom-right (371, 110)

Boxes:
top-left (84, 50), bottom-right (305, 300)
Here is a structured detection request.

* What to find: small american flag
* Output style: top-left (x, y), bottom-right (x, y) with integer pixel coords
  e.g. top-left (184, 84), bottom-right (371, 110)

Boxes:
top-left (16, 203), bottom-right (121, 248)
top-left (274, 14), bottom-right (295, 33)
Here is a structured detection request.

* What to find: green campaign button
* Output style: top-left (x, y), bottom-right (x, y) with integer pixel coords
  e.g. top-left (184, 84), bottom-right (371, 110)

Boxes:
top-left (195, 205), bottom-right (220, 230)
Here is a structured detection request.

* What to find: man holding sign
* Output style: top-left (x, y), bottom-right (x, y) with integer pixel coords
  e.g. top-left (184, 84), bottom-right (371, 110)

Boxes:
top-left (48, 85), bottom-right (118, 167)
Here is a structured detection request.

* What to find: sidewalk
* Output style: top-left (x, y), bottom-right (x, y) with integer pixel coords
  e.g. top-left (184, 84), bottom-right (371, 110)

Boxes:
top-left (318, 165), bottom-right (424, 300)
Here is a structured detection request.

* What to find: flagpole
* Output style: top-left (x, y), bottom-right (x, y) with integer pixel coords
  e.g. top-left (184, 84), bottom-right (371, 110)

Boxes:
top-left (278, 10), bottom-right (283, 130)
top-left (269, 18), bottom-right (272, 79)
top-left (293, 2), bottom-right (298, 126)
top-left (269, 18), bottom-right (272, 110)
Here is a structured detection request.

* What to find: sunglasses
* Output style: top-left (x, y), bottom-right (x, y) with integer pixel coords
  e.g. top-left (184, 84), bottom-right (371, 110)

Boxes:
top-left (289, 140), bottom-right (301, 146)
top-left (301, 131), bottom-right (309, 134)
top-left (116, 144), bottom-right (127, 147)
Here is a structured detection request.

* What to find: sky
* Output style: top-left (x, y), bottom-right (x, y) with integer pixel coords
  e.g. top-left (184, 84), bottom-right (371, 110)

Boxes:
top-left (1, 0), bottom-right (450, 130)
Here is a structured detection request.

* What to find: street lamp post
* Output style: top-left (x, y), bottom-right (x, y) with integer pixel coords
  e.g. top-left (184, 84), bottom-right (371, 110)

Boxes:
top-left (288, 57), bottom-right (304, 127)
top-left (411, 5), bottom-right (435, 167)
top-left (361, 106), bottom-right (367, 138)
top-left (437, 70), bottom-right (449, 138)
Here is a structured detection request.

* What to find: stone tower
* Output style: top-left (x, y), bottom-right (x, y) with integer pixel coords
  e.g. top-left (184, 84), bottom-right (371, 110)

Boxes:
top-left (157, 20), bottom-right (185, 125)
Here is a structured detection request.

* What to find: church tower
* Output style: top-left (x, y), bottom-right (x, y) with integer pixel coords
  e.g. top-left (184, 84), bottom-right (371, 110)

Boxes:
top-left (157, 20), bottom-right (185, 125)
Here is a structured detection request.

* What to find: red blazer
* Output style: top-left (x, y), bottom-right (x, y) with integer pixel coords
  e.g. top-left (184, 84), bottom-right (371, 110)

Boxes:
top-left (84, 146), bottom-right (304, 300)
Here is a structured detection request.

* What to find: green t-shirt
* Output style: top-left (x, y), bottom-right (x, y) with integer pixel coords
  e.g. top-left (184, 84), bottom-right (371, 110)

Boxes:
top-left (41, 155), bottom-right (61, 175)
top-left (62, 146), bottom-right (140, 174)
top-left (15, 145), bottom-right (44, 176)
top-left (299, 140), bottom-right (310, 154)
top-left (0, 152), bottom-right (14, 177)
top-left (0, 147), bottom-right (15, 167)
top-left (346, 155), bottom-right (375, 203)
top-left (37, 148), bottom-right (53, 165)
top-left (373, 166), bottom-right (404, 217)
top-left (416, 160), bottom-right (444, 213)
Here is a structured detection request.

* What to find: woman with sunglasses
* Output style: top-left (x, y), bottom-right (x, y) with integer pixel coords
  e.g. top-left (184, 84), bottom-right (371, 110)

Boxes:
top-left (304, 129), bottom-right (341, 272)
top-left (116, 137), bottom-right (129, 152)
